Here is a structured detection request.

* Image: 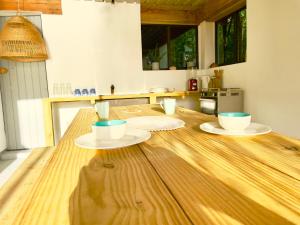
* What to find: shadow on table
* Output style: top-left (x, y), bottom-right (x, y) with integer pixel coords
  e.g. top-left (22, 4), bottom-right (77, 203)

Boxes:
top-left (68, 150), bottom-right (115, 225)
top-left (150, 105), bottom-right (164, 114)
top-left (68, 145), bottom-right (294, 225)
top-left (139, 142), bottom-right (295, 225)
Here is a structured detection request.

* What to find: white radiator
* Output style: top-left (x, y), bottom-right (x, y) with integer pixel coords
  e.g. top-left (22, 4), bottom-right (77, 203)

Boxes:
top-left (0, 92), bottom-right (7, 152)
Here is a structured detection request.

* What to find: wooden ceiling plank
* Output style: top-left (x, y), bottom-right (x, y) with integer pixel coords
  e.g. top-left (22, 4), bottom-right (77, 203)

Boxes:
top-left (0, 0), bottom-right (62, 15)
top-left (141, 0), bottom-right (246, 25)
top-left (141, 8), bottom-right (198, 25)
top-left (197, 0), bottom-right (246, 23)
top-left (141, 0), bottom-right (206, 11)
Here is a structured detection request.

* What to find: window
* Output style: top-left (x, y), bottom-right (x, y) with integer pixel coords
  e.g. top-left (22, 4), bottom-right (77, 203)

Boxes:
top-left (215, 8), bottom-right (247, 66)
top-left (141, 25), bottom-right (198, 70)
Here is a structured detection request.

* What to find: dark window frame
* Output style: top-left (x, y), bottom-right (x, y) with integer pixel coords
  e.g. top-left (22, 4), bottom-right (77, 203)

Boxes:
top-left (141, 24), bottom-right (199, 70)
top-left (215, 7), bottom-right (247, 66)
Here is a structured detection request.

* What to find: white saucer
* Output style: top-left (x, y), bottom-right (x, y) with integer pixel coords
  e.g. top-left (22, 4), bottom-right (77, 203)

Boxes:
top-left (200, 122), bottom-right (272, 136)
top-left (126, 116), bottom-right (185, 131)
top-left (75, 129), bottom-right (151, 150)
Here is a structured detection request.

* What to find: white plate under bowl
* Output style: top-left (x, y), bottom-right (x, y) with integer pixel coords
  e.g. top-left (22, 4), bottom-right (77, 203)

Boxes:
top-left (200, 122), bottom-right (272, 136)
top-left (75, 129), bottom-right (151, 150)
top-left (126, 116), bottom-right (185, 131)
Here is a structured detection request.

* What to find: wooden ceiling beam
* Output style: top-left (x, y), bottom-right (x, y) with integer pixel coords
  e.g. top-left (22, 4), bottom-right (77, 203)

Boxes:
top-left (0, 0), bottom-right (62, 15)
top-left (141, 0), bottom-right (246, 25)
top-left (141, 8), bottom-right (199, 25)
top-left (197, 0), bottom-right (246, 23)
top-left (140, 0), bottom-right (206, 11)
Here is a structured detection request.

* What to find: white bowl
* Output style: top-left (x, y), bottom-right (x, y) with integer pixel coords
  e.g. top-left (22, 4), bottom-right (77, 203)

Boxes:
top-left (218, 112), bottom-right (251, 131)
top-left (92, 120), bottom-right (127, 140)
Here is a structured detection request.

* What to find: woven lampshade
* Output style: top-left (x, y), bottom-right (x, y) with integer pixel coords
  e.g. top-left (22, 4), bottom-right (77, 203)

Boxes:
top-left (0, 67), bottom-right (8, 75)
top-left (0, 16), bottom-right (48, 62)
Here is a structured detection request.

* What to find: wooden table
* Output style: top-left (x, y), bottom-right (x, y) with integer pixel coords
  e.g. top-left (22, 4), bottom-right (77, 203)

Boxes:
top-left (9, 105), bottom-right (300, 225)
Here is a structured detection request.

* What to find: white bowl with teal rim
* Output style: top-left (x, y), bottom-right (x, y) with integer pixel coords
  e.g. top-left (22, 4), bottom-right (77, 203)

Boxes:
top-left (92, 120), bottom-right (127, 140)
top-left (218, 112), bottom-right (251, 131)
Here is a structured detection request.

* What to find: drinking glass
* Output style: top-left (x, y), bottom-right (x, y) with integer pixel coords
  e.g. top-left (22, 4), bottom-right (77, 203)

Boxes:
top-left (53, 83), bottom-right (61, 97)
top-left (65, 83), bottom-right (72, 96)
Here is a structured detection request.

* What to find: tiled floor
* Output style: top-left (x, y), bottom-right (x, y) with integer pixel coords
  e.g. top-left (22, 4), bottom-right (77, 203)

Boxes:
top-left (0, 150), bottom-right (32, 188)
top-left (0, 159), bottom-right (14, 173)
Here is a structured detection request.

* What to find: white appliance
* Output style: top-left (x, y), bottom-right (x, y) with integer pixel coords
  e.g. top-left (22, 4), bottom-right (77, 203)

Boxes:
top-left (0, 92), bottom-right (7, 152)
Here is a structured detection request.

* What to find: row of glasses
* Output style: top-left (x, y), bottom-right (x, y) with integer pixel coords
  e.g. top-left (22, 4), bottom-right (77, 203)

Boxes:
top-left (74, 88), bottom-right (96, 96)
top-left (53, 83), bottom-right (72, 97)
top-left (52, 83), bottom-right (97, 97)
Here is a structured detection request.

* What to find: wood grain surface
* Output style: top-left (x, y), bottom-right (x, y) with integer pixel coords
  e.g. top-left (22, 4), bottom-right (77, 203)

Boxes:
top-left (0, 0), bottom-right (62, 14)
top-left (115, 105), bottom-right (300, 225)
top-left (11, 106), bottom-right (191, 225)
top-left (0, 148), bottom-right (54, 225)
top-left (3, 104), bottom-right (300, 225)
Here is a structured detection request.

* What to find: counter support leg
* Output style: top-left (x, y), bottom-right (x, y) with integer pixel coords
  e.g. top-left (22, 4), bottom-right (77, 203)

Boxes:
top-left (149, 96), bottom-right (157, 104)
top-left (43, 99), bottom-right (55, 147)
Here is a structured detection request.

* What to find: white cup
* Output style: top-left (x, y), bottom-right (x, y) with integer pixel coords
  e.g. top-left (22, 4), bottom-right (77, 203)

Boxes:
top-left (95, 101), bottom-right (109, 120)
top-left (160, 98), bottom-right (176, 115)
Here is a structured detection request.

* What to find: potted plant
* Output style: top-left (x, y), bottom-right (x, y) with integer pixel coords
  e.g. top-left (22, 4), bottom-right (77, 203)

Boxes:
top-left (147, 45), bottom-right (166, 70)
top-left (184, 34), bottom-right (197, 69)
top-left (184, 51), bottom-right (196, 69)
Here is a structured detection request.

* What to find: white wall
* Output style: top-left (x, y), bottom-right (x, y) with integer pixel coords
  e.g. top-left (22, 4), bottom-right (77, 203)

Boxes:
top-left (144, 70), bottom-right (187, 91)
top-left (41, 0), bottom-right (190, 140)
top-left (42, 0), bottom-right (188, 96)
top-left (198, 21), bottom-right (215, 69)
top-left (200, 0), bottom-right (300, 138)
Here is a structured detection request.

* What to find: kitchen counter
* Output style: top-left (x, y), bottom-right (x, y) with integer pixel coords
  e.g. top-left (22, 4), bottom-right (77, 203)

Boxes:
top-left (43, 91), bottom-right (200, 146)
top-left (6, 104), bottom-right (300, 225)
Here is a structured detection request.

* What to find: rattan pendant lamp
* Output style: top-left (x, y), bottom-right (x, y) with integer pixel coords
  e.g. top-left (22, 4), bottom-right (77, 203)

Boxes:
top-left (0, 0), bottom-right (48, 62)
top-left (0, 67), bottom-right (8, 75)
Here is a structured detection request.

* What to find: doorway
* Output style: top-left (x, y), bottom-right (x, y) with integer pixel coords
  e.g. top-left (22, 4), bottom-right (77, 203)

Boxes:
top-left (0, 15), bottom-right (49, 150)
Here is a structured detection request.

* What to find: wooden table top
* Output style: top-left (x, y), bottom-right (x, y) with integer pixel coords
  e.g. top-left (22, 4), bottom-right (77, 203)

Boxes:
top-left (10, 105), bottom-right (300, 225)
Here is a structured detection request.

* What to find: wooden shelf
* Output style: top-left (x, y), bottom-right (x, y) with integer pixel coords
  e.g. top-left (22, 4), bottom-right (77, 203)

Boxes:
top-left (47, 91), bottom-right (199, 103)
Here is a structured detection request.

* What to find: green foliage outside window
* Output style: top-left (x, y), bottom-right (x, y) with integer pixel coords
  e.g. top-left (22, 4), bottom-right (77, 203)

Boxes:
top-left (216, 8), bottom-right (247, 66)
top-left (142, 25), bottom-right (198, 70)
top-left (170, 28), bottom-right (197, 69)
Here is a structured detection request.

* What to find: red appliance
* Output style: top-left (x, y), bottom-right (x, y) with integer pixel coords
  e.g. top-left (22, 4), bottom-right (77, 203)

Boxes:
top-left (188, 78), bottom-right (198, 91)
